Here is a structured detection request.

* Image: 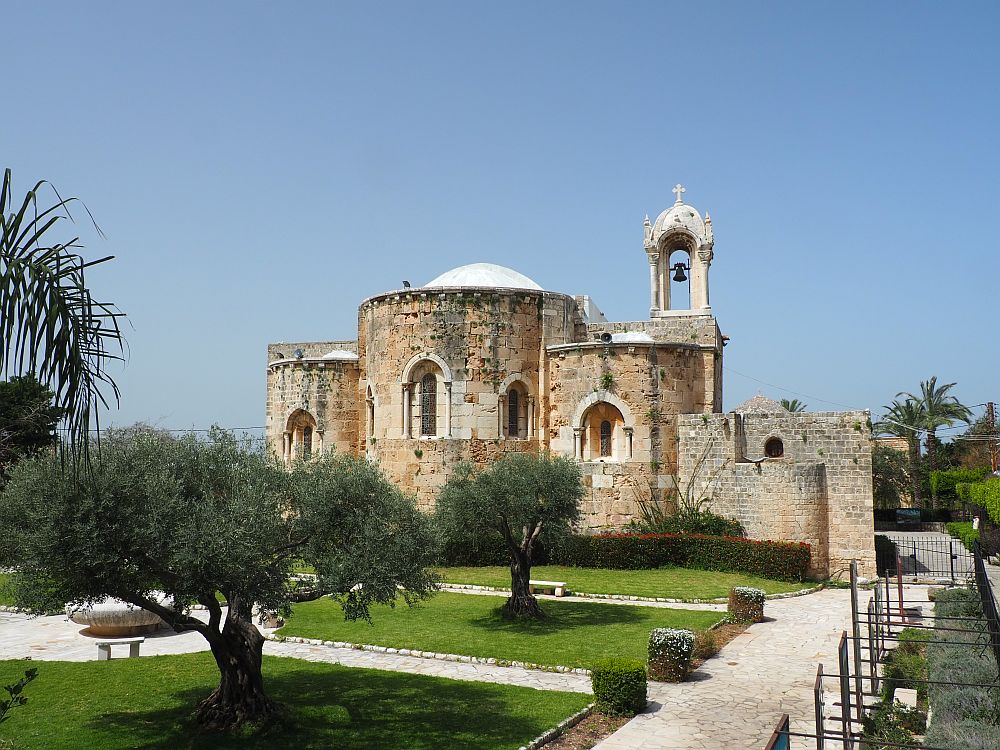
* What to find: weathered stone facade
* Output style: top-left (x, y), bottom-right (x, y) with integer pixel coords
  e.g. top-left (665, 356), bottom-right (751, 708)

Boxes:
top-left (265, 188), bottom-right (876, 577)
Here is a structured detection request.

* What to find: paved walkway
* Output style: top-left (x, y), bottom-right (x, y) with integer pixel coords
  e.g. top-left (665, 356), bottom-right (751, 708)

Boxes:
top-left (593, 588), bottom-right (892, 750)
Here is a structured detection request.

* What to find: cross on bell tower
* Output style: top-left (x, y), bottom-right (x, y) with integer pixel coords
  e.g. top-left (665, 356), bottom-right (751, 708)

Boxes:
top-left (672, 184), bottom-right (686, 204)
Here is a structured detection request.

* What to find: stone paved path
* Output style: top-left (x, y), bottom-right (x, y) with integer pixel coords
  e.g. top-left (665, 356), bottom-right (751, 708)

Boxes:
top-left (592, 587), bottom-right (918, 750)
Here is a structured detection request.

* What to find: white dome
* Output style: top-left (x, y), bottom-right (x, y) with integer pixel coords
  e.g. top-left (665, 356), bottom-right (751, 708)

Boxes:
top-left (423, 263), bottom-right (543, 291)
top-left (733, 395), bottom-right (789, 414)
top-left (652, 203), bottom-right (707, 239)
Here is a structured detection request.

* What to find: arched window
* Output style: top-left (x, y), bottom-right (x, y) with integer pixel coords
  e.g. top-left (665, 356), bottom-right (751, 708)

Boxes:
top-left (285, 409), bottom-right (318, 464)
top-left (508, 389), bottom-right (519, 437)
top-left (765, 437), bottom-right (784, 458)
top-left (420, 373), bottom-right (437, 436)
top-left (600, 420), bottom-right (612, 457)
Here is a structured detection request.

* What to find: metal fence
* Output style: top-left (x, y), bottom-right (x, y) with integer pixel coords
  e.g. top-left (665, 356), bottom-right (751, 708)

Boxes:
top-left (878, 534), bottom-right (974, 582)
top-left (973, 541), bottom-right (1000, 677)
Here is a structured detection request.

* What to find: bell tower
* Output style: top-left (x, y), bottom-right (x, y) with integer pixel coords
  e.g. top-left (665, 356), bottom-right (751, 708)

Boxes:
top-left (643, 184), bottom-right (714, 317)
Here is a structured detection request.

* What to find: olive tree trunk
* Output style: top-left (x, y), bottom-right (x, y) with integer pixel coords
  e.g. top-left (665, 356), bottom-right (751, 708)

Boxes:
top-left (501, 520), bottom-right (545, 620)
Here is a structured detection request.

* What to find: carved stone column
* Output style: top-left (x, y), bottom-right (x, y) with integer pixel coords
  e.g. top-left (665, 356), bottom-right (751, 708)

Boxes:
top-left (527, 396), bottom-right (535, 439)
top-left (624, 427), bottom-right (634, 460)
top-left (573, 427), bottom-right (584, 460)
top-left (282, 430), bottom-right (291, 466)
top-left (444, 382), bottom-right (453, 438)
top-left (402, 383), bottom-right (411, 439)
top-left (648, 252), bottom-right (660, 314)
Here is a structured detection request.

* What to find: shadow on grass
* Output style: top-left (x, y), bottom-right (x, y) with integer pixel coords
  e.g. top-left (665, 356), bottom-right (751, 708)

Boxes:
top-left (468, 601), bottom-right (646, 635)
top-left (85, 662), bottom-right (566, 750)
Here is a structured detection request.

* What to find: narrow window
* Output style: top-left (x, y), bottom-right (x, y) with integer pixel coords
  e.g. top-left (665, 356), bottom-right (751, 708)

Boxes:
top-left (421, 373), bottom-right (437, 436)
top-left (302, 426), bottom-right (312, 460)
top-left (600, 420), bottom-right (612, 457)
top-left (508, 389), bottom-right (520, 437)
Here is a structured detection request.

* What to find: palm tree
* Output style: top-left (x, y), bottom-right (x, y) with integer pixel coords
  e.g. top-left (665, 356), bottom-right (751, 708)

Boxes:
top-left (898, 377), bottom-right (973, 508)
top-left (875, 398), bottom-right (926, 506)
top-left (780, 398), bottom-right (807, 413)
top-left (0, 169), bottom-right (123, 457)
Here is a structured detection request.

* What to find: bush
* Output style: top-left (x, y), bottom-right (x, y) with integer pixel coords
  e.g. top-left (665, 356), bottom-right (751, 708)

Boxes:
top-left (931, 467), bottom-right (990, 503)
top-left (924, 588), bottom-right (1000, 749)
top-left (648, 628), bottom-right (694, 682)
top-left (957, 477), bottom-right (1000, 526)
top-left (591, 657), bottom-right (647, 716)
top-left (692, 629), bottom-right (718, 661)
top-left (874, 534), bottom-right (897, 576)
top-left (861, 701), bottom-right (921, 749)
top-left (728, 586), bottom-right (765, 623)
top-left (555, 533), bottom-right (810, 582)
top-left (628, 509), bottom-right (745, 538)
top-left (945, 521), bottom-right (979, 551)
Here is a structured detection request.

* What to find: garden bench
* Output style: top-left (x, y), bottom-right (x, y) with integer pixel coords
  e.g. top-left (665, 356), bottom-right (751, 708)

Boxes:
top-left (528, 580), bottom-right (567, 597)
top-left (95, 636), bottom-right (145, 660)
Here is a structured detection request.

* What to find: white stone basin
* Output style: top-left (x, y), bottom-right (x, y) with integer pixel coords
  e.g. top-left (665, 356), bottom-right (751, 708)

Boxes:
top-left (66, 594), bottom-right (168, 637)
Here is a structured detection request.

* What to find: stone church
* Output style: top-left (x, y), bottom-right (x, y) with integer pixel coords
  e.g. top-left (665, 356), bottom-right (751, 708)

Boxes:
top-left (266, 187), bottom-right (876, 577)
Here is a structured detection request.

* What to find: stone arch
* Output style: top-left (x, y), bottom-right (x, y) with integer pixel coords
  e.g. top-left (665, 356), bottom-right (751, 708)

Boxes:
top-left (764, 435), bottom-right (785, 459)
top-left (571, 391), bottom-right (635, 461)
top-left (401, 352), bottom-right (453, 384)
top-left (655, 228), bottom-right (711, 311)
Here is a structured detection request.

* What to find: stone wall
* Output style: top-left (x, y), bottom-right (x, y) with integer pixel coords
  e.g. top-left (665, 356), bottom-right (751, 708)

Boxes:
top-left (677, 411), bottom-right (876, 578)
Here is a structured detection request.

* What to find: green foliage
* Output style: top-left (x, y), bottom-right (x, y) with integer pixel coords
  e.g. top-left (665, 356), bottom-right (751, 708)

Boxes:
top-left (872, 444), bottom-right (911, 509)
top-left (599, 371), bottom-right (614, 390)
top-left (590, 658), bottom-right (647, 716)
top-left (931, 467), bottom-right (990, 502)
top-left (945, 521), bottom-right (980, 550)
top-left (924, 588), bottom-right (1000, 749)
top-left (0, 668), bottom-right (37, 726)
top-left (958, 477), bottom-right (1000, 526)
top-left (0, 169), bottom-right (124, 456)
top-left (861, 700), bottom-right (922, 749)
top-left (556, 533), bottom-right (811, 581)
top-left (780, 398), bottom-right (806, 413)
top-left (628, 507), bottom-right (745, 537)
top-left (0, 376), bottom-right (64, 477)
top-left (435, 453), bottom-right (583, 565)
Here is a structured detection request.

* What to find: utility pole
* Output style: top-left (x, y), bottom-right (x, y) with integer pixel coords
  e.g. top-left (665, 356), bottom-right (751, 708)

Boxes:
top-left (988, 402), bottom-right (998, 474)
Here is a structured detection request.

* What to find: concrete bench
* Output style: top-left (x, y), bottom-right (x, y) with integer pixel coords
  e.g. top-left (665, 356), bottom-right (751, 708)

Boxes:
top-left (528, 580), bottom-right (567, 597)
top-left (95, 636), bottom-right (145, 660)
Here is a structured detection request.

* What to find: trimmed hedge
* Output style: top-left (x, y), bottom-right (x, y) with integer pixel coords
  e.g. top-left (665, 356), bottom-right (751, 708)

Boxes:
top-left (648, 628), bottom-right (694, 682)
top-left (957, 477), bottom-right (1000, 526)
top-left (944, 521), bottom-right (979, 551)
top-left (728, 586), bottom-right (766, 623)
top-left (591, 657), bottom-right (647, 716)
top-left (554, 533), bottom-right (810, 582)
top-left (931, 467), bottom-right (990, 502)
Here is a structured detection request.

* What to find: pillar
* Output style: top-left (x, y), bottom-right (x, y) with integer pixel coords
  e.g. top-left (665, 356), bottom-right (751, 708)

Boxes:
top-left (527, 396), bottom-right (535, 439)
top-left (498, 394), bottom-right (506, 440)
top-left (648, 252), bottom-right (660, 314)
top-left (402, 383), bottom-right (411, 439)
top-left (444, 381), bottom-right (453, 438)
top-left (624, 427), bottom-right (633, 460)
top-left (316, 429), bottom-right (324, 456)
top-left (282, 430), bottom-right (291, 465)
top-left (573, 428), bottom-right (584, 460)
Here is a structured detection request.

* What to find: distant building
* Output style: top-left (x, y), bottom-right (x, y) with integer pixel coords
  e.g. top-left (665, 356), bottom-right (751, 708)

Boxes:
top-left (266, 186), bottom-right (875, 576)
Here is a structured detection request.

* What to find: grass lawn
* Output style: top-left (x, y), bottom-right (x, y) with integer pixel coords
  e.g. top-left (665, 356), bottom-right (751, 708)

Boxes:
top-left (434, 565), bottom-right (808, 600)
top-left (280, 592), bottom-right (721, 668)
top-left (0, 653), bottom-right (590, 750)
top-left (0, 572), bottom-right (12, 606)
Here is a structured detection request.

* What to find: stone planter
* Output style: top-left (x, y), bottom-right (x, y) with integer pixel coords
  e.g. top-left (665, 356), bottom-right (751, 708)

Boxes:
top-left (66, 595), bottom-right (167, 637)
top-left (728, 586), bottom-right (766, 623)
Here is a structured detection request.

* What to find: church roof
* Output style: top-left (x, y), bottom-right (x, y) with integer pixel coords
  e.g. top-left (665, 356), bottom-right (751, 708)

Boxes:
top-left (423, 263), bottom-right (544, 291)
top-left (651, 202), bottom-right (707, 239)
top-left (733, 394), bottom-right (788, 414)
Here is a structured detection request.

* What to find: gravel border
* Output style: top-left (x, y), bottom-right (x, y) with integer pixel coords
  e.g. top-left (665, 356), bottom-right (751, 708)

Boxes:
top-left (520, 703), bottom-right (595, 750)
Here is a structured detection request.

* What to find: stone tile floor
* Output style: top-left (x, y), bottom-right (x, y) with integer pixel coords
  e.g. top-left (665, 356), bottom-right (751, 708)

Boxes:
top-left (0, 586), bottom-right (917, 748)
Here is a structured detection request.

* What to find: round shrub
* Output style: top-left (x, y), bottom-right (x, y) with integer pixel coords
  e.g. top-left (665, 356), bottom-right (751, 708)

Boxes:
top-left (590, 657), bottom-right (647, 716)
top-left (648, 628), bottom-right (695, 682)
top-left (728, 586), bottom-right (766, 623)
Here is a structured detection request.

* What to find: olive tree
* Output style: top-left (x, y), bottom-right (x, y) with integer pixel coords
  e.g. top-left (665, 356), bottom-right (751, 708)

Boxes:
top-left (0, 427), bottom-right (437, 731)
top-left (436, 452), bottom-right (583, 619)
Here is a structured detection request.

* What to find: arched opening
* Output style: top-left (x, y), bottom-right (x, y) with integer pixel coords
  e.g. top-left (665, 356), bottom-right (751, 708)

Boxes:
top-left (402, 358), bottom-right (449, 439)
top-left (665, 247), bottom-right (691, 311)
top-left (285, 409), bottom-right (318, 464)
top-left (504, 381), bottom-right (530, 439)
top-left (764, 437), bottom-right (785, 458)
top-left (581, 402), bottom-right (627, 461)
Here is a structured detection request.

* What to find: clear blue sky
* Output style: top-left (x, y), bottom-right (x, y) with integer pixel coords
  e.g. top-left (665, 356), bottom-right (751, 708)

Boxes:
top-left (6, 2), bottom-right (999, 432)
